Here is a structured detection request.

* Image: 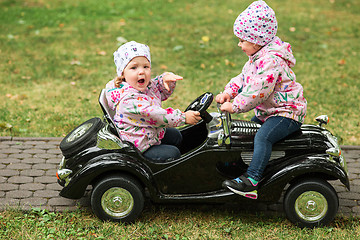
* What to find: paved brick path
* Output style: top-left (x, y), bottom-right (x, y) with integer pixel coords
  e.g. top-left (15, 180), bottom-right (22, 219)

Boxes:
top-left (0, 137), bottom-right (360, 217)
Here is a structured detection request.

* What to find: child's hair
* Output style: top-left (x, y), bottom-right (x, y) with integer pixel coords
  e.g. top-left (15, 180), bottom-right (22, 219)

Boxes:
top-left (114, 76), bottom-right (125, 88)
top-left (252, 43), bottom-right (263, 51)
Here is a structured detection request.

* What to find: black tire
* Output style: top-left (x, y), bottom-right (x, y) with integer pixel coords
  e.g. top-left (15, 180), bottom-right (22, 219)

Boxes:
top-left (90, 175), bottom-right (144, 223)
top-left (60, 117), bottom-right (104, 158)
top-left (283, 178), bottom-right (339, 228)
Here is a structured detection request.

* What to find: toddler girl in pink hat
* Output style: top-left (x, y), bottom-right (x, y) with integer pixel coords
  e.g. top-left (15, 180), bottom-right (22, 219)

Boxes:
top-left (105, 41), bottom-right (201, 162)
top-left (216, 1), bottom-right (307, 199)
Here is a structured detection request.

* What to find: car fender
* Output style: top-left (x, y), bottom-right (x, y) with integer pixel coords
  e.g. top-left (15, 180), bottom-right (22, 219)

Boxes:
top-left (59, 153), bottom-right (155, 199)
top-left (259, 154), bottom-right (350, 202)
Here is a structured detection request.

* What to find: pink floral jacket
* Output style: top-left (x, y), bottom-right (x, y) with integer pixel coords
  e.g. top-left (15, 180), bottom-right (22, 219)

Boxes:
top-left (105, 74), bottom-right (185, 152)
top-left (223, 36), bottom-right (307, 123)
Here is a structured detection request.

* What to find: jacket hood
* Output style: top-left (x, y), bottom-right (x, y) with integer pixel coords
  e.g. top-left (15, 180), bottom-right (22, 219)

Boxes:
top-left (105, 80), bottom-right (133, 111)
top-left (105, 80), bottom-right (153, 111)
top-left (253, 36), bottom-right (296, 67)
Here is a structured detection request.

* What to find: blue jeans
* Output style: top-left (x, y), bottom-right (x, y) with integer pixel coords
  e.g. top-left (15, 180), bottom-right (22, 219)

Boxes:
top-left (247, 116), bottom-right (302, 181)
top-left (143, 128), bottom-right (182, 162)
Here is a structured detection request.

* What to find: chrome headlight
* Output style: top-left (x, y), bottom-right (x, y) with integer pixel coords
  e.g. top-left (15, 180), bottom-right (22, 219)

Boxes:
top-left (323, 131), bottom-right (348, 174)
top-left (56, 156), bottom-right (72, 186)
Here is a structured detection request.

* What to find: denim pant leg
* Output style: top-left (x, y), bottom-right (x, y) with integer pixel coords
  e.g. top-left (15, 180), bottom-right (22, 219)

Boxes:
top-left (247, 116), bottom-right (302, 181)
top-left (161, 128), bottom-right (183, 146)
top-left (143, 128), bottom-right (182, 162)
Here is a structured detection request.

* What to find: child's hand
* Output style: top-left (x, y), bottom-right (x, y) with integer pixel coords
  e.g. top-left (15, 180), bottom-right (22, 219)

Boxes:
top-left (220, 102), bottom-right (235, 114)
top-left (163, 72), bottom-right (183, 91)
top-left (215, 92), bottom-right (231, 104)
top-left (185, 110), bottom-right (201, 125)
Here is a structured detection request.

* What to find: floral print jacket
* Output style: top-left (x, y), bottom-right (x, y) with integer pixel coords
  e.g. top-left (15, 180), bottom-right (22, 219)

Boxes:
top-left (223, 36), bottom-right (307, 123)
top-left (105, 74), bottom-right (185, 152)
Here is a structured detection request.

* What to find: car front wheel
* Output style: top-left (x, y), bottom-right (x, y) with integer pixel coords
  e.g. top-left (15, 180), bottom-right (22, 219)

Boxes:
top-left (90, 174), bottom-right (144, 223)
top-left (283, 178), bottom-right (339, 228)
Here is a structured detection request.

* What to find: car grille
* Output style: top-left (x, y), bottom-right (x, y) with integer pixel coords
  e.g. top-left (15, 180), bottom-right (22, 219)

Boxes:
top-left (231, 120), bottom-right (260, 136)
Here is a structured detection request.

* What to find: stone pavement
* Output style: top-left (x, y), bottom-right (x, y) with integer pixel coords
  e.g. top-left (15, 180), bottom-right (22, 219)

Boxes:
top-left (0, 136), bottom-right (360, 217)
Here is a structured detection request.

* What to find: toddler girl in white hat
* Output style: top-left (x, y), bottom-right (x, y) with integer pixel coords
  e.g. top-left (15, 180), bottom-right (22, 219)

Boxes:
top-left (105, 41), bottom-right (201, 162)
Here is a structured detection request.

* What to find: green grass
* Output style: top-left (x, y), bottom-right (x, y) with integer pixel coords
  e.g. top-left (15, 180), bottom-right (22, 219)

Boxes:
top-left (1, 206), bottom-right (360, 239)
top-left (1, 0), bottom-right (360, 236)
top-left (0, 0), bottom-right (359, 144)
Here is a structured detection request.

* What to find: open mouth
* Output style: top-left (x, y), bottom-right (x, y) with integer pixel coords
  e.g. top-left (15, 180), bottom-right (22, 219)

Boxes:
top-left (138, 78), bottom-right (145, 84)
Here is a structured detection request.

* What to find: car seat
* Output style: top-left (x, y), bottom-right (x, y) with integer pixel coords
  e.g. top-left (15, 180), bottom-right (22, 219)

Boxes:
top-left (98, 89), bottom-right (121, 138)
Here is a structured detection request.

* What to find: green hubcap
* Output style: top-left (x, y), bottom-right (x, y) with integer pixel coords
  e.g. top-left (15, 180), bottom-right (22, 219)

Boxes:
top-left (101, 187), bottom-right (134, 218)
top-left (295, 191), bottom-right (328, 222)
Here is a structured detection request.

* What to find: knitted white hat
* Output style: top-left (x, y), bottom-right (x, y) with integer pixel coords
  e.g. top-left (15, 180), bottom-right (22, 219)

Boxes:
top-left (233, 0), bottom-right (277, 46)
top-left (113, 41), bottom-right (151, 77)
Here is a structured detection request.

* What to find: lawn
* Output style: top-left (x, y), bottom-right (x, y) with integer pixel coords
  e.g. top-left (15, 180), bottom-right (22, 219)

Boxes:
top-left (1, 0), bottom-right (360, 238)
top-left (1, 207), bottom-right (360, 239)
top-left (1, 0), bottom-right (359, 144)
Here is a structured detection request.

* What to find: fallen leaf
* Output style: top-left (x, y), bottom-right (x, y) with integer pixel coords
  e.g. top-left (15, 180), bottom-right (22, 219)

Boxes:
top-left (201, 36), bottom-right (210, 42)
top-left (119, 19), bottom-right (126, 26)
top-left (338, 59), bottom-right (346, 65)
top-left (225, 59), bottom-right (235, 67)
top-left (200, 63), bottom-right (206, 69)
top-left (97, 50), bottom-right (106, 56)
top-left (59, 23), bottom-right (64, 28)
top-left (6, 94), bottom-right (27, 100)
top-left (160, 65), bottom-right (168, 70)
top-left (289, 27), bottom-right (296, 32)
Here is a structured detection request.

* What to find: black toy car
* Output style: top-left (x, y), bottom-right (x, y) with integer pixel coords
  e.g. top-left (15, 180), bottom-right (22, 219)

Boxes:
top-left (56, 91), bottom-right (349, 228)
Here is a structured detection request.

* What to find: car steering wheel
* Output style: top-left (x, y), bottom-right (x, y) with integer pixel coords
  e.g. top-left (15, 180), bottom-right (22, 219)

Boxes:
top-left (185, 92), bottom-right (214, 123)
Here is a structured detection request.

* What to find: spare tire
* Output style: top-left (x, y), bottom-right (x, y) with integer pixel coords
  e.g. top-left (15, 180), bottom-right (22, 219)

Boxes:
top-left (60, 117), bottom-right (104, 158)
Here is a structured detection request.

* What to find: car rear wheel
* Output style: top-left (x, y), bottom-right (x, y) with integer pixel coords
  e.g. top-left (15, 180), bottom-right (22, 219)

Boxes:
top-left (60, 117), bottom-right (104, 158)
top-left (91, 175), bottom-right (144, 223)
top-left (283, 178), bottom-right (339, 228)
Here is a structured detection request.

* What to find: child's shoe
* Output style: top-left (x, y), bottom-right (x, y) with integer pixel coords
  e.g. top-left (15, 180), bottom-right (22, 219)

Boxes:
top-left (222, 174), bottom-right (258, 199)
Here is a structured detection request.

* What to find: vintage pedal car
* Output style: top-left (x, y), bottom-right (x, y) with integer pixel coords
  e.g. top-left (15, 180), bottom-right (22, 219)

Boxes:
top-left (56, 91), bottom-right (349, 228)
